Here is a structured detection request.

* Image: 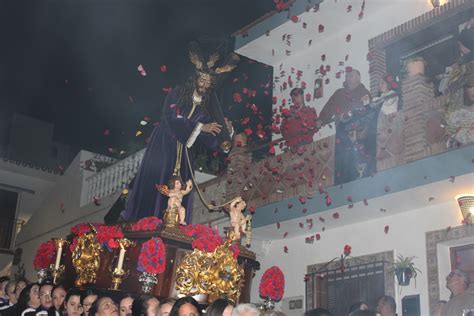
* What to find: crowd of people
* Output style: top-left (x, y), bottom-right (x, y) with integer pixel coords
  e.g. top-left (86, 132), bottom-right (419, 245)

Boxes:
top-left (0, 276), bottom-right (263, 316)
top-left (0, 268), bottom-right (472, 315)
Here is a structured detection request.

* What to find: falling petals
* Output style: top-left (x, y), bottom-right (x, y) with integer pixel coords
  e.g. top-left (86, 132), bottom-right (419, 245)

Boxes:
top-left (283, 232), bottom-right (288, 238)
top-left (384, 185), bottom-right (391, 193)
top-left (333, 212), bottom-right (339, 219)
top-left (137, 64), bottom-right (147, 76)
top-left (346, 34), bottom-right (352, 42)
top-left (384, 225), bottom-right (390, 234)
top-left (318, 24), bottom-right (325, 33)
top-left (284, 246), bottom-right (288, 253)
top-left (160, 65), bottom-right (167, 73)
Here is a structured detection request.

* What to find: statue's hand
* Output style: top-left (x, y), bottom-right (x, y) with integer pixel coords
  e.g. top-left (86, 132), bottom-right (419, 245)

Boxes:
top-left (202, 122), bottom-right (222, 136)
top-left (186, 180), bottom-right (193, 190)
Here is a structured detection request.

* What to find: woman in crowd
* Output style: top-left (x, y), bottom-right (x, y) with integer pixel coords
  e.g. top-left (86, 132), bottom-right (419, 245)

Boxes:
top-left (0, 276), bottom-right (10, 305)
top-left (158, 298), bottom-right (176, 316)
top-left (15, 278), bottom-right (29, 301)
top-left (131, 294), bottom-right (160, 316)
top-left (169, 297), bottom-right (202, 316)
top-left (63, 288), bottom-right (82, 316)
top-left (118, 293), bottom-right (134, 316)
top-left (36, 282), bottom-right (54, 315)
top-left (81, 289), bottom-right (98, 316)
top-left (206, 299), bottom-right (233, 316)
top-left (88, 296), bottom-right (119, 316)
top-left (48, 284), bottom-right (67, 316)
top-left (3, 283), bottom-right (41, 316)
top-left (0, 280), bottom-right (17, 310)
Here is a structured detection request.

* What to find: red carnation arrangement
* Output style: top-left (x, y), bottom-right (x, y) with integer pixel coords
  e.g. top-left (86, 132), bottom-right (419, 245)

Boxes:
top-left (181, 224), bottom-right (223, 253)
top-left (281, 106), bottom-right (319, 150)
top-left (33, 240), bottom-right (56, 270)
top-left (180, 224), bottom-right (240, 257)
top-left (131, 216), bottom-right (162, 232)
top-left (259, 266), bottom-right (285, 301)
top-left (69, 223), bottom-right (123, 253)
top-left (137, 237), bottom-right (166, 274)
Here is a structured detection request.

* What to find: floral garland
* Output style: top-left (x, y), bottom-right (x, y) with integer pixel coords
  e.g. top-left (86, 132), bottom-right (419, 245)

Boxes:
top-left (259, 266), bottom-right (285, 301)
top-left (137, 237), bottom-right (166, 274)
top-left (69, 223), bottom-right (124, 253)
top-left (33, 240), bottom-right (56, 270)
top-left (131, 216), bottom-right (162, 232)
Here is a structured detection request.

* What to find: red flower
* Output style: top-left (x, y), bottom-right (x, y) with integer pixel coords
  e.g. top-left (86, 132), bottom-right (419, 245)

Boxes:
top-left (180, 224), bottom-right (224, 253)
top-left (137, 237), bottom-right (166, 274)
top-left (343, 245), bottom-right (352, 256)
top-left (34, 240), bottom-right (56, 270)
top-left (259, 266), bottom-right (285, 301)
top-left (131, 216), bottom-right (162, 232)
top-left (233, 92), bottom-right (242, 103)
top-left (160, 65), bottom-right (167, 73)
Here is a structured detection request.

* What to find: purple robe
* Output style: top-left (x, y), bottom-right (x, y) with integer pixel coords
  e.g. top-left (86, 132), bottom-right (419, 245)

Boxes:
top-left (122, 89), bottom-right (222, 223)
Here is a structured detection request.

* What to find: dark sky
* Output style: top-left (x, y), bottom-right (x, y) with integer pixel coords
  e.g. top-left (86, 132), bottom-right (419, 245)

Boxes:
top-left (0, 0), bottom-right (275, 156)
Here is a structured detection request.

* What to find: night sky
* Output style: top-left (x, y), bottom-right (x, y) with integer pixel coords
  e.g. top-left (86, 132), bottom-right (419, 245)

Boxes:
top-left (0, 0), bottom-right (276, 156)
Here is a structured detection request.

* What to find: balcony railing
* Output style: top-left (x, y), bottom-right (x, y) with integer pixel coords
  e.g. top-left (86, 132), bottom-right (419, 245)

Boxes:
top-left (81, 149), bottom-right (145, 206)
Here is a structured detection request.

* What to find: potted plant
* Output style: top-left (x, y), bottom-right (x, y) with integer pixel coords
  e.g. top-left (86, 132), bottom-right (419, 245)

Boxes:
top-left (393, 254), bottom-right (421, 286)
top-left (403, 56), bottom-right (426, 77)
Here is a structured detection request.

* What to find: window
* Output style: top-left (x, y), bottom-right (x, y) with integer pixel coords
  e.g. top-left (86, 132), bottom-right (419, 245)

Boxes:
top-left (450, 243), bottom-right (474, 284)
top-left (306, 261), bottom-right (387, 315)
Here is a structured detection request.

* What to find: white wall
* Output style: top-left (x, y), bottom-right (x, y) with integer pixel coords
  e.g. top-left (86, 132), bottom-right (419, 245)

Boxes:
top-left (14, 150), bottom-right (120, 280)
top-left (250, 200), bottom-right (465, 315)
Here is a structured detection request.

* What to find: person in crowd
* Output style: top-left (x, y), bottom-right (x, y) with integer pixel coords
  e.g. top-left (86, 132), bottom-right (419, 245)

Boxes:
top-left (63, 288), bottom-right (82, 316)
top-left (15, 278), bottom-right (30, 301)
top-left (131, 294), bottom-right (160, 316)
top-left (230, 304), bottom-right (259, 316)
top-left (0, 276), bottom-right (10, 304)
top-left (349, 311), bottom-right (377, 316)
top-left (206, 298), bottom-right (233, 316)
top-left (0, 280), bottom-right (17, 310)
top-left (458, 27), bottom-right (474, 65)
top-left (158, 298), bottom-right (176, 316)
top-left (317, 69), bottom-right (371, 128)
top-left (88, 296), bottom-right (119, 316)
top-left (441, 269), bottom-right (474, 316)
top-left (432, 300), bottom-right (446, 316)
top-left (303, 308), bottom-right (333, 316)
top-left (81, 289), bottom-right (98, 316)
top-left (2, 283), bottom-right (41, 316)
top-left (118, 293), bottom-right (134, 316)
top-left (348, 302), bottom-right (369, 314)
top-left (48, 284), bottom-right (67, 315)
top-left (36, 282), bottom-right (54, 315)
top-left (376, 295), bottom-right (396, 316)
top-left (169, 296), bottom-right (202, 316)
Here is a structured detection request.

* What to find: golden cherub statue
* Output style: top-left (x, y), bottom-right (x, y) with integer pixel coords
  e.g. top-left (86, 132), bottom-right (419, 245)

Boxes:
top-left (225, 196), bottom-right (252, 243)
top-left (157, 176), bottom-right (193, 226)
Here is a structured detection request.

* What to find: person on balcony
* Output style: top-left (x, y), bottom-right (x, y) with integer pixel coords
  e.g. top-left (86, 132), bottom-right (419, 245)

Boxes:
top-left (117, 42), bottom-right (238, 223)
top-left (316, 69), bottom-right (371, 128)
top-left (316, 69), bottom-right (374, 184)
top-left (372, 75), bottom-right (403, 170)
